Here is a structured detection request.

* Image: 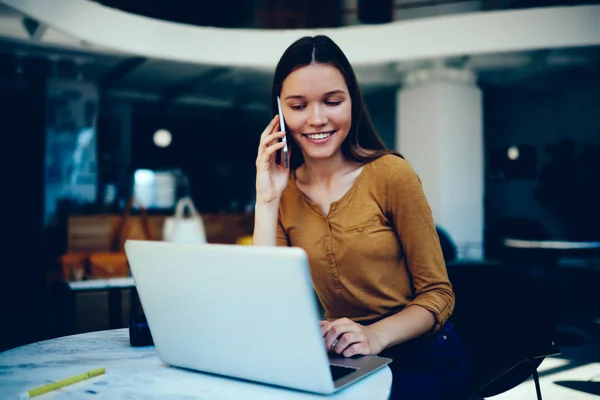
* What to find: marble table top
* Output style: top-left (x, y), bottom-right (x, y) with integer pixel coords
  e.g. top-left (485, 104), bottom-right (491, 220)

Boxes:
top-left (0, 329), bottom-right (392, 399)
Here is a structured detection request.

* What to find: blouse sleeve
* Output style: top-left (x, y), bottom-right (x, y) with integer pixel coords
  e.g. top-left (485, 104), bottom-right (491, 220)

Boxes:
top-left (387, 159), bottom-right (455, 334)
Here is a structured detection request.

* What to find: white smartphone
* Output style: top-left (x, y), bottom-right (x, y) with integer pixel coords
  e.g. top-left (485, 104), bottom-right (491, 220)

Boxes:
top-left (276, 96), bottom-right (289, 169)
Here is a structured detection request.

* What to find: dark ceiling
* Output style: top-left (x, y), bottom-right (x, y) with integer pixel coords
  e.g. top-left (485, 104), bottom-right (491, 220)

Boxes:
top-left (92, 0), bottom-right (344, 29)
top-left (93, 0), bottom-right (257, 28)
top-left (92, 0), bottom-right (600, 29)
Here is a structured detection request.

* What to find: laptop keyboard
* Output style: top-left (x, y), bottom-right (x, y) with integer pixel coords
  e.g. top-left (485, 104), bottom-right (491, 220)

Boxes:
top-left (330, 365), bottom-right (357, 381)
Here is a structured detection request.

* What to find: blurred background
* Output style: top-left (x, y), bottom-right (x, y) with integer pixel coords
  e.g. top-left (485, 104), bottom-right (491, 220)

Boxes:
top-left (0, 0), bottom-right (599, 397)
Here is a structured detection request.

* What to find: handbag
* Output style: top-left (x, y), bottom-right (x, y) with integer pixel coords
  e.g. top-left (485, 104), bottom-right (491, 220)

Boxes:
top-left (89, 198), bottom-right (153, 278)
top-left (162, 196), bottom-right (206, 245)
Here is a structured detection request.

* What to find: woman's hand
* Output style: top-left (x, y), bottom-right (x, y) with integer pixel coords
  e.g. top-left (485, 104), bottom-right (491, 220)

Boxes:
top-left (320, 318), bottom-right (386, 357)
top-left (255, 115), bottom-right (290, 204)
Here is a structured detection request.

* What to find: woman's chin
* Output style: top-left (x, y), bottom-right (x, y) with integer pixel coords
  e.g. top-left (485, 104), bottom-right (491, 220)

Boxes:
top-left (302, 149), bottom-right (341, 162)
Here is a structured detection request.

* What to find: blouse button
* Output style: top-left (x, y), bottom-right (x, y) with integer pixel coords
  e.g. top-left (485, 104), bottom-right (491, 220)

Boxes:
top-left (330, 259), bottom-right (335, 265)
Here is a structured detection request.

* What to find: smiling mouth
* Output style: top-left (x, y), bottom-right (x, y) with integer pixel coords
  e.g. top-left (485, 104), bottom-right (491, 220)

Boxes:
top-left (303, 131), bottom-right (335, 140)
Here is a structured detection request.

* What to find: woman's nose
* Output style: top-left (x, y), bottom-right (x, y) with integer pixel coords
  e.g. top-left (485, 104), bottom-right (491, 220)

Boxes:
top-left (307, 104), bottom-right (327, 126)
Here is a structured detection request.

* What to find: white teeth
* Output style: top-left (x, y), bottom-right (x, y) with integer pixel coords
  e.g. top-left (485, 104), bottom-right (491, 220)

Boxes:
top-left (306, 132), bottom-right (332, 140)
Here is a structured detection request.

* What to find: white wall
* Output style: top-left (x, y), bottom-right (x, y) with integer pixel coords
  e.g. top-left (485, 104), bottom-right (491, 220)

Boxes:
top-left (3, 0), bottom-right (600, 68)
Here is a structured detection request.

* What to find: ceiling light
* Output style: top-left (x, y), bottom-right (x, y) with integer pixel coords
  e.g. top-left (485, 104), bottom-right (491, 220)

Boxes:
top-left (153, 129), bottom-right (172, 148)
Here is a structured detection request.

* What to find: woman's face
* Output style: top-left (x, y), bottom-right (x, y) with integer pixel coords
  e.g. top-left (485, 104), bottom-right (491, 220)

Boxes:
top-left (280, 63), bottom-right (352, 163)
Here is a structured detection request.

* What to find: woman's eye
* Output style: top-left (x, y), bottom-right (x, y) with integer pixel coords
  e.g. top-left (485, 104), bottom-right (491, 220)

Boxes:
top-left (325, 101), bottom-right (342, 106)
top-left (290, 104), bottom-right (306, 110)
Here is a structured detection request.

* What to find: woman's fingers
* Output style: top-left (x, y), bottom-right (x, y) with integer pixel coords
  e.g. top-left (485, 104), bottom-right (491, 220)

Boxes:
top-left (321, 316), bottom-right (385, 357)
top-left (258, 118), bottom-right (281, 153)
top-left (256, 119), bottom-right (278, 162)
top-left (324, 321), bottom-right (361, 352)
top-left (256, 131), bottom-right (286, 167)
top-left (341, 342), bottom-right (368, 358)
top-left (321, 317), bottom-right (352, 337)
top-left (264, 141), bottom-right (286, 160)
top-left (257, 128), bottom-right (283, 158)
top-left (332, 331), bottom-right (365, 354)
top-left (259, 115), bottom-right (279, 143)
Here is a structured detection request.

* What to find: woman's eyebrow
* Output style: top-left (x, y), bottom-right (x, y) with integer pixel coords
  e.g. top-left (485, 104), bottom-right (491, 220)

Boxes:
top-left (283, 90), bottom-right (347, 101)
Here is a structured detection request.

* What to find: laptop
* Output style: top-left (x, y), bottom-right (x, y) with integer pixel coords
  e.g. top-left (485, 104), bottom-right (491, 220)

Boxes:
top-left (124, 240), bottom-right (392, 395)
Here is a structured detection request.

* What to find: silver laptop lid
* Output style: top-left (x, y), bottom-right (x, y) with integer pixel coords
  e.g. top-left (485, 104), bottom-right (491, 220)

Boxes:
top-left (125, 240), bottom-right (336, 394)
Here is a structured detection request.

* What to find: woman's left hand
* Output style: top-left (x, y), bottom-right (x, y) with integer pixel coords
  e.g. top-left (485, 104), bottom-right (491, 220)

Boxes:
top-left (320, 318), bottom-right (386, 357)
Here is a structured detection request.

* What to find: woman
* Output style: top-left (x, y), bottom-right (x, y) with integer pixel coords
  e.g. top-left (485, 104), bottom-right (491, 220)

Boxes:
top-left (253, 35), bottom-right (472, 400)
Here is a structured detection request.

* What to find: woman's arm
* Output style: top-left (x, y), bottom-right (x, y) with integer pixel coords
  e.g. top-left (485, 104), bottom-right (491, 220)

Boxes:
top-left (323, 157), bottom-right (454, 357)
top-left (386, 158), bottom-right (455, 334)
top-left (252, 115), bottom-right (290, 246)
top-left (252, 202), bottom-right (280, 246)
top-left (369, 305), bottom-right (435, 348)
top-left (322, 305), bottom-right (434, 357)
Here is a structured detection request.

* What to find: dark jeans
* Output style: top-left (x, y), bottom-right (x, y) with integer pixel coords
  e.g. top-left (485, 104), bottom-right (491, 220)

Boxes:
top-left (377, 322), bottom-right (472, 400)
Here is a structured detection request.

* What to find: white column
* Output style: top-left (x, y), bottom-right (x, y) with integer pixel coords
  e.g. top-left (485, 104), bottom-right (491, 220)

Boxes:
top-left (396, 64), bottom-right (484, 260)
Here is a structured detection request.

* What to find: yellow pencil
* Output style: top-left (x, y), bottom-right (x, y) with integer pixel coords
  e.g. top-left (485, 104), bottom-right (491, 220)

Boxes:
top-left (20, 368), bottom-right (106, 398)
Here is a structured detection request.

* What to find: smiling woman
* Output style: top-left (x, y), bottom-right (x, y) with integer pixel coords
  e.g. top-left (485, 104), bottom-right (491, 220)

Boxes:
top-left (270, 36), bottom-right (395, 172)
top-left (280, 64), bottom-right (353, 164)
top-left (252, 35), bottom-right (473, 400)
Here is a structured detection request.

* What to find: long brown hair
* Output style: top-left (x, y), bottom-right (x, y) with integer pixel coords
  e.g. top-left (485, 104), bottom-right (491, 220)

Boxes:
top-left (271, 35), bottom-right (402, 170)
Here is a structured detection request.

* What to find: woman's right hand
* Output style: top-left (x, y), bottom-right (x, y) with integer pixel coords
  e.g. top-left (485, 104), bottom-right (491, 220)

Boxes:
top-left (255, 115), bottom-right (290, 205)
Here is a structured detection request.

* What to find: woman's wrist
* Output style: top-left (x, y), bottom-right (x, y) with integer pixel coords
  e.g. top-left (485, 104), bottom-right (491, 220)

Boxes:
top-left (254, 198), bottom-right (280, 211)
top-left (367, 323), bottom-right (391, 351)
top-left (369, 306), bottom-right (436, 350)
top-left (252, 200), bottom-right (281, 246)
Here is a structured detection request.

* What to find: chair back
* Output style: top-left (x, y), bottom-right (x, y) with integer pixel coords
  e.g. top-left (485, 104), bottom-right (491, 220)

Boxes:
top-left (436, 225), bottom-right (457, 263)
top-left (447, 261), bottom-right (557, 397)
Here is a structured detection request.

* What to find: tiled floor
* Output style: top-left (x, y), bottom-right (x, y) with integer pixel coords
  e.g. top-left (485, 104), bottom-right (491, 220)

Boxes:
top-left (494, 320), bottom-right (600, 399)
top-left (493, 263), bottom-right (600, 400)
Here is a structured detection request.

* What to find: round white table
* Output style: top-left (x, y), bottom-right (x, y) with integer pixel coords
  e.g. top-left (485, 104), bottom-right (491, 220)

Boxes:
top-left (0, 329), bottom-right (392, 399)
top-left (503, 238), bottom-right (600, 347)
